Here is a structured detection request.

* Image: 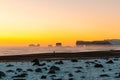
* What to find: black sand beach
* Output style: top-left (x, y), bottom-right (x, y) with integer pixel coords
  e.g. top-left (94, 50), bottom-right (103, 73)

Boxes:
top-left (0, 50), bottom-right (120, 61)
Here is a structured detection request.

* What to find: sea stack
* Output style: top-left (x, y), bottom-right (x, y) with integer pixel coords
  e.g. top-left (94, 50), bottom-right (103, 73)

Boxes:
top-left (56, 42), bottom-right (62, 47)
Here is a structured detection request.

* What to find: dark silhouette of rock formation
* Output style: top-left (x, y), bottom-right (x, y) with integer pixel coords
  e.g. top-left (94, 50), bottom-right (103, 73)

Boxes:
top-left (76, 40), bottom-right (111, 46)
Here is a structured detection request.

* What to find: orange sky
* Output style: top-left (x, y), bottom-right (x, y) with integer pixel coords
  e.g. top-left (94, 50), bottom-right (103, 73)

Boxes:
top-left (0, 0), bottom-right (120, 46)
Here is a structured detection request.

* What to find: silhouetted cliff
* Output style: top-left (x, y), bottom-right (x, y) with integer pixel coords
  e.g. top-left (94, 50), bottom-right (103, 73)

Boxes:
top-left (76, 40), bottom-right (111, 46)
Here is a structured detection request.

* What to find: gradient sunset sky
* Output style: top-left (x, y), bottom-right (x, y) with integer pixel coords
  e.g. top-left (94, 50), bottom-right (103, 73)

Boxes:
top-left (0, 0), bottom-right (120, 46)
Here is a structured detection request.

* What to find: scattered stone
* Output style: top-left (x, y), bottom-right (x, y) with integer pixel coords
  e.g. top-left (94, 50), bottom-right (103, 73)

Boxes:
top-left (6, 70), bottom-right (14, 73)
top-left (32, 59), bottom-right (46, 66)
top-left (27, 69), bottom-right (33, 72)
top-left (50, 66), bottom-right (60, 71)
top-left (68, 73), bottom-right (73, 77)
top-left (81, 76), bottom-right (85, 78)
top-left (22, 71), bottom-right (26, 73)
top-left (86, 65), bottom-right (88, 67)
top-left (32, 59), bottom-right (40, 66)
top-left (95, 60), bottom-right (98, 62)
top-left (74, 66), bottom-right (83, 69)
top-left (48, 66), bottom-right (60, 74)
top-left (102, 69), bottom-right (105, 72)
top-left (32, 58), bottom-right (39, 63)
top-left (69, 78), bottom-right (74, 80)
top-left (55, 61), bottom-right (64, 64)
top-left (50, 75), bottom-right (56, 77)
top-left (115, 72), bottom-right (118, 75)
top-left (35, 68), bottom-right (42, 72)
top-left (6, 64), bottom-right (14, 67)
top-left (39, 63), bottom-right (46, 66)
top-left (12, 73), bottom-right (27, 78)
top-left (43, 67), bottom-right (48, 71)
top-left (16, 68), bottom-right (22, 72)
top-left (94, 64), bottom-right (103, 68)
top-left (100, 74), bottom-right (110, 77)
top-left (0, 71), bottom-right (6, 78)
top-left (75, 70), bottom-right (82, 73)
top-left (109, 69), bottom-right (112, 71)
top-left (48, 69), bottom-right (56, 74)
top-left (41, 75), bottom-right (47, 79)
top-left (115, 73), bottom-right (120, 78)
top-left (106, 60), bottom-right (114, 64)
top-left (71, 59), bottom-right (78, 62)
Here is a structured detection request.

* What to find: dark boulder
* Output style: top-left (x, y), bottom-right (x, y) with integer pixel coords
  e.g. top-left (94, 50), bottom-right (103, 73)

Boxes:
top-left (32, 59), bottom-right (40, 66)
top-left (48, 69), bottom-right (56, 74)
top-left (41, 75), bottom-right (47, 79)
top-left (16, 68), bottom-right (22, 72)
top-left (32, 58), bottom-right (39, 63)
top-left (69, 78), bottom-right (74, 80)
top-left (27, 69), bottom-right (33, 72)
top-left (48, 66), bottom-right (60, 74)
top-left (12, 73), bottom-right (27, 78)
top-left (55, 61), bottom-right (64, 64)
top-left (6, 70), bottom-right (14, 73)
top-left (6, 64), bottom-right (14, 67)
top-left (102, 69), bottom-right (105, 72)
top-left (115, 73), bottom-right (120, 78)
top-left (94, 64), bottom-right (103, 68)
top-left (35, 68), bottom-right (42, 72)
top-left (106, 60), bottom-right (114, 64)
top-left (71, 59), bottom-right (78, 62)
top-left (95, 60), bottom-right (98, 62)
top-left (0, 71), bottom-right (6, 78)
top-left (39, 63), bottom-right (46, 66)
top-left (68, 73), bottom-right (73, 77)
top-left (43, 67), bottom-right (48, 71)
top-left (100, 74), bottom-right (109, 77)
top-left (50, 75), bottom-right (56, 77)
top-left (74, 66), bottom-right (83, 69)
top-left (109, 69), bottom-right (112, 71)
top-left (81, 76), bottom-right (85, 78)
top-left (32, 59), bottom-right (46, 66)
top-left (75, 70), bottom-right (82, 73)
top-left (50, 66), bottom-right (60, 71)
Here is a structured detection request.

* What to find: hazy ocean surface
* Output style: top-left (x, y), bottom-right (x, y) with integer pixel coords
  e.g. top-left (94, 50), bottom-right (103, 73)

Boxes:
top-left (0, 45), bottom-right (120, 56)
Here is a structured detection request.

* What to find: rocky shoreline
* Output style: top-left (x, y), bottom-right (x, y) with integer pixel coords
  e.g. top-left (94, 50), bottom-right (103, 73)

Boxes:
top-left (0, 50), bottom-right (120, 79)
top-left (0, 57), bottom-right (120, 80)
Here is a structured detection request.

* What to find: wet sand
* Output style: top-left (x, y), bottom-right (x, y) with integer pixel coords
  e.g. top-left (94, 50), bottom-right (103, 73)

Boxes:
top-left (0, 50), bottom-right (120, 62)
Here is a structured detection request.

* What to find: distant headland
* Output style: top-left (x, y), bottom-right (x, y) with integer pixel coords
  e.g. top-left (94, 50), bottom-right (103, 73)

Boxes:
top-left (29, 44), bottom-right (40, 47)
top-left (76, 39), bottom-right (120, 46)
top-left (28, 39), bottom-right (120, 47)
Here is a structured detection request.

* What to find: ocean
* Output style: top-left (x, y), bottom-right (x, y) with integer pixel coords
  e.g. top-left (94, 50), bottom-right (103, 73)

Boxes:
top-left (0, 45), bottom-right (120, 56)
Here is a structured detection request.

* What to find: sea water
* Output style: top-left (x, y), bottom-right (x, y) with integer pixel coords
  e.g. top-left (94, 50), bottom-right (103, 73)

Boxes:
top-left (0, 45), bottom-right (120, 56)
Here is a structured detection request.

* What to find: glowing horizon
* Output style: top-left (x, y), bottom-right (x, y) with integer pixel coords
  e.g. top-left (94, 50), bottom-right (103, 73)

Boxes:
top-left (0, 0), bottom-right (120, 46)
